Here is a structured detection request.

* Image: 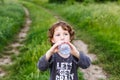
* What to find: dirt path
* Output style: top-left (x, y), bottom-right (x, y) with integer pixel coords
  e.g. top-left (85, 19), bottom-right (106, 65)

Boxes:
top-left (0, 7), bottom-right (31, 77)
top-left (73, 40), bottom-right (107, 80)
top-left (0, 5), bottom-right (108, 79)
top-left (42, 7), bottom-right (108, 80)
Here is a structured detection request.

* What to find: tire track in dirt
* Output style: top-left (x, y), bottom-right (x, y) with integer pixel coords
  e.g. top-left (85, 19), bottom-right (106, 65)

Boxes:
top-left (0, 7), bottom-right (31, 77)
top-left (40, 6), bottom-right (108, 80)
top-left (73, 40), bottom-right (108, 80)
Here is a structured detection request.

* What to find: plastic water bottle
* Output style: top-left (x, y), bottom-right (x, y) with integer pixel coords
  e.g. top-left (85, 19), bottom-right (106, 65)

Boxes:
top-left (58, 43), bottom-right (71, 55)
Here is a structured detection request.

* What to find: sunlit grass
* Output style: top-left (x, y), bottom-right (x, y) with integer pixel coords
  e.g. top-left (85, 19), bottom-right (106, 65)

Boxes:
top-left (0, 3), bottom-right (25, 52)
top-left (42, 2), bottom-right (120, 79)
top-left (1, 0), bottom-right (120, 80)
top-left (1, 1), bottom-right (56, 80)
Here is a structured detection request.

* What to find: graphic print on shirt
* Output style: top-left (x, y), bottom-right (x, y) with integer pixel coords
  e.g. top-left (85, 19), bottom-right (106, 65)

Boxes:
top-left (56, 62), bottom-right (74, 80)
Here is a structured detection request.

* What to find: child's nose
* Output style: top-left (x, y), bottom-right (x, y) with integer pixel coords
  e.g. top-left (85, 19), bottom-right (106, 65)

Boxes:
top-left (60, 35), bottom-right (64, 40)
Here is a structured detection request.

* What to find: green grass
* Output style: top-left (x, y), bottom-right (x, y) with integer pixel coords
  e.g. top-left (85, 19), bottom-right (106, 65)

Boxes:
top-left (1, 1), bottom-right (56, 80)
top-left (41, 2), bottom-right (120, 80)
top-left (1, 1), bottom-right (84, 80)
top-left (1, 0), bottom-right (120, 80)
top-left (0, 3), bottom-right (25, 52)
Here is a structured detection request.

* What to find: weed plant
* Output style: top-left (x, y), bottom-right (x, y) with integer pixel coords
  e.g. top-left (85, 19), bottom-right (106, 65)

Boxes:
top-left (1, 1), bottom-right (56, 80)
top-left (0, 3), bottom-right (25, 52)
top-left (43, 2), bottom-right (120, 79)
top-left (2, 0), bottom-right (120, 80)
top-left (2, 1), bottom-right (84, 80)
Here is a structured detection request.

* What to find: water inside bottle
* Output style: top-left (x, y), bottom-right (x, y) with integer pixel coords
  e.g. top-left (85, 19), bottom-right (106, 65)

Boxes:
top-left (58, 43), bottom-right (71, 55)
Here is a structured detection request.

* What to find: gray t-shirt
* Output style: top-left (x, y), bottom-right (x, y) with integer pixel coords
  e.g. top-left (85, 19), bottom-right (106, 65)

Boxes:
top-left (38, 51), bottom-right (91, 80)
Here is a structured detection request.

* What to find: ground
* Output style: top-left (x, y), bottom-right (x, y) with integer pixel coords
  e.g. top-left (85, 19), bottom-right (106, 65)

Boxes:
top-left (0, 7), bottom-right (31, 77)
top-left (73, 40), bottom-right (107, 80)
top-left (0, 7), bottom-right (107, 80)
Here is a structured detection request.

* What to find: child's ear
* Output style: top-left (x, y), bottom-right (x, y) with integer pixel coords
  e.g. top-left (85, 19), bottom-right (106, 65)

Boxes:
top-left (69, 39), bottom-right (71, 42)
top-left (51, 38), bottom-right (55, 43)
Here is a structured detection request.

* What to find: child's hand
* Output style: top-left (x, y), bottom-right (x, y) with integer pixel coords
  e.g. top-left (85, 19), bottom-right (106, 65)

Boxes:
top-left (46, 41), bottom-right (64, 60)
top-left (50, 41), bottom-right (64, 53)
top-left (67, 42), bottom-right (80, 59)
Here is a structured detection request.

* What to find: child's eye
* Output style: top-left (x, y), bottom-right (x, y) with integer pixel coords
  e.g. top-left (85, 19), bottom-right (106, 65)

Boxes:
top-left (56, 34), bottom-right (60, 36)
top-left (64, 33), bottom-right (68, 36)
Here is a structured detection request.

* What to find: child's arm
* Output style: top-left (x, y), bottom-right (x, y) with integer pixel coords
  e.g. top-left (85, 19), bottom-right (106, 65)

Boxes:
top-left (68, 42), bottom-right (91, 69)
top-left (77, 51), bottom-right (91, 69)
top-left (37, 55), bottom-right (50, 71)
top-left (38, 41), bottom-right (64, 71)
top-left (46, 41), bottom-right (64, 60)
top-left (37, 48), bottom-right (55, 71)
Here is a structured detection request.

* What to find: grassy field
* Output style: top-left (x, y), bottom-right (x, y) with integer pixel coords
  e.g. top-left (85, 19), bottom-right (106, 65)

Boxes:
top-left (41, 1), bottom-right (120, 80)
top-left (24, 0), bottom-right (120, 79)
top-left (1, 0), bottom-right (84, 80)
top-left (0, 2), bottom-right (25, 53)
top-left (1, 1), bottom-right (55, 80)
top-left (1, 0), bottom-right (120, 80)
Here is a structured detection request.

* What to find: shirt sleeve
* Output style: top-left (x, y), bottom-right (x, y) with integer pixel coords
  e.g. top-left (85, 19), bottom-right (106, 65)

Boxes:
top-left (74, 51), bottom-right (91, 69)
top-left (37, 55), bottom-right (53, 71)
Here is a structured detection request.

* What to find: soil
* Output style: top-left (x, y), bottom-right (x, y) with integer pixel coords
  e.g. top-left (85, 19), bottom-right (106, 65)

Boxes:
top-left (0, 6), bottom-right (108, 80)
top-left (0, 7), bottom-right (31, 77)
top-left (73, 40), bottom-right (107, 80)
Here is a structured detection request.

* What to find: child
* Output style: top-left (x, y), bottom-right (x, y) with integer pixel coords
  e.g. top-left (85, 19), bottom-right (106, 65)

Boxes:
top-left (37, 21), bottom-right (91, 80)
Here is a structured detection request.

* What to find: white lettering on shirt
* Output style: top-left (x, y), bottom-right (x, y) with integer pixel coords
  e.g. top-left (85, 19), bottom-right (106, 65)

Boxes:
top-left (56, 62), bottom-right (74, 80)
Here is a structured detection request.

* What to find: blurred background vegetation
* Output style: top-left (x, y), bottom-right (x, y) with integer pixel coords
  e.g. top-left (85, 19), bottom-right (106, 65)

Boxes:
top-left (0, 0), bottom-right (120, 80)
top-left (48, 0), bottom-right (119, 3)
top-left (0, 1), bottom-right (25, 53)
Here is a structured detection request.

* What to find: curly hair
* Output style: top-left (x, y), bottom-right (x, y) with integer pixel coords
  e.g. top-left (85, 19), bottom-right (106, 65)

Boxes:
top-left (48, 21), bottom-right (75, 46)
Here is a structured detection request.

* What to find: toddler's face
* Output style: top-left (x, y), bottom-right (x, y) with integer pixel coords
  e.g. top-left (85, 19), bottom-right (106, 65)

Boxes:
top-left (51, 26), bottom-right (70, 44)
